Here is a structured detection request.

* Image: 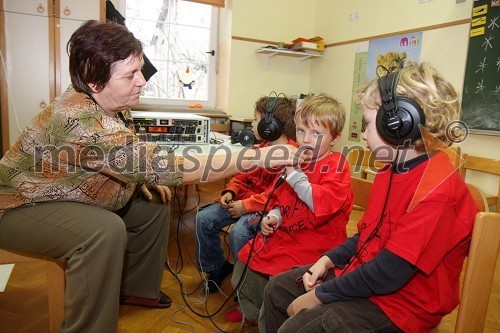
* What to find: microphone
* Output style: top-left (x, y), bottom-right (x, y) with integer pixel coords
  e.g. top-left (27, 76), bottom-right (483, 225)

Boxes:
top-left (273, 168), bottom-right (288, 189)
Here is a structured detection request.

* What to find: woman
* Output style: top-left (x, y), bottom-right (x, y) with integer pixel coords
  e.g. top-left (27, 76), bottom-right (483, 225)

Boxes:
top-left (0, 20), bottom-right (298, 333)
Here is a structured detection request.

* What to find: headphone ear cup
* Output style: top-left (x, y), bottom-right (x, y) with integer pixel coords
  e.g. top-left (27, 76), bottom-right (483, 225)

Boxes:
top-left (234, 128), bottom-right (256, 147)
top-left (376, 97), bottom-right (425, 145)
top-left (257, 117), bottom-right (283, 142)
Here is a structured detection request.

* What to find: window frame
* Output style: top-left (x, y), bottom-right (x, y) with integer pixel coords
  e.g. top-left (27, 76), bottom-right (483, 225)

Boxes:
top-left (118, 1), bottom-right (219, 108)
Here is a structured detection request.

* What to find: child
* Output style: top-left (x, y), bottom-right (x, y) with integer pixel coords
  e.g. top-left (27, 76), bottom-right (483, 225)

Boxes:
top-left (262, 61), bottom-right (479, 333)
top-left (195, 96), bottom-right (297, 293)
top-left (230, 93), bottom-right (353, 325)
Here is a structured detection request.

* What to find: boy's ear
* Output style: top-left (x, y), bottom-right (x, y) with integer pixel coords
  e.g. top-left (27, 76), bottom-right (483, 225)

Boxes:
top-left (331, 134), bottom-right (341, 146)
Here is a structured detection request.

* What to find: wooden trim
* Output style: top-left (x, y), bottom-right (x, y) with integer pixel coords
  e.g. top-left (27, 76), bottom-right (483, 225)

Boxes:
top-left (49, 1), bottom-right (59, 102)
top-left (195, 113), bottom-right (231, 119)
top-left (0, 1), bottom-right (9, 154)
top-left (326, 19), bottom-right (470, 47)
top-left (232, 19), bottom-right (471, 49)
top-left (100, 0), bottom-right (106, 22)
top-left (186, 0), bottom-right (225, 8)
top-left (232, 36), bottom-right (279, 45)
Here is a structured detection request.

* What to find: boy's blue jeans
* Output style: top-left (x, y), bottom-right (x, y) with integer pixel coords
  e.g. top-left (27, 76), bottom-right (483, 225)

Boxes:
top-left (195, 202), bottom-right (259, 273)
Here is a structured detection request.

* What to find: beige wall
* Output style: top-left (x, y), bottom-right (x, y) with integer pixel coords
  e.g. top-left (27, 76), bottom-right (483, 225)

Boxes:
top-left (310, 0), bottom-right (499, 194)
top-left (231, 0), bottom-right (316, 41)
top-left (314, 0), bottom-right (472, 43)
top-left (226, 0), bottom-right (316, 118)
top-left (227, 0), bottom-right (499, 195)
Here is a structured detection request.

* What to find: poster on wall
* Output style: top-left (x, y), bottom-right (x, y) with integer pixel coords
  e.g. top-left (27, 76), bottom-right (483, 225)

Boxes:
top-left (348, 48), bottom-right (368, 142)
top-left (365, 32), bottom-right (423, 82)
top-left (460, 0), bottom-right (499, 135)
top-left (349, 33), bottom-right (423, 141)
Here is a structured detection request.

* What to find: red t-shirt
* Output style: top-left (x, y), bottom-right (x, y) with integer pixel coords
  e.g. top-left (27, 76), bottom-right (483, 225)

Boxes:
top-left (239, 152), bottom-right (353, 276)
top-left (337, 152), bottom-right (478, 332)
top-left (220, 139), bottom-right (298, 213)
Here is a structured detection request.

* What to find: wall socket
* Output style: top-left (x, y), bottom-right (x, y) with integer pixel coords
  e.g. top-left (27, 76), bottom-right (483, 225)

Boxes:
top-left (348, 11), bottom-right (360, 21)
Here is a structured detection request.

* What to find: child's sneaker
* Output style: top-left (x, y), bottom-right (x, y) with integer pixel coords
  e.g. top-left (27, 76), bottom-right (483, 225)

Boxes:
top-left (206, 260), bottom-right (233, 293)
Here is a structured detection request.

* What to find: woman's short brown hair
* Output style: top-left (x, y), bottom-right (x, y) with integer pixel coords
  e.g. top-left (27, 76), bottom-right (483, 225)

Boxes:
top-left (67, 20), bottom-right (143, 95)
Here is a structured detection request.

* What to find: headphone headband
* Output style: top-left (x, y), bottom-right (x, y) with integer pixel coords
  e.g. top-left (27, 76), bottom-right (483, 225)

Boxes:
top-left (258, 92), bottom-right (285, 141)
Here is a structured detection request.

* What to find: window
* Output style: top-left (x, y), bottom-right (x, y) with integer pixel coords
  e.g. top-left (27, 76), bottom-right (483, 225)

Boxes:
top-left (120, 0), bottom-right (218, 107)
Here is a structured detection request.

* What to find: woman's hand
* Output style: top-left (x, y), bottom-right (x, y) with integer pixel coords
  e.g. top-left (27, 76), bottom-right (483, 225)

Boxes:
top-left (260, 215), bottom-right (278, 236)
top-left (140, 184), bottom-right (172, 204)
top-left (227, 200), bottom-right (246, 218)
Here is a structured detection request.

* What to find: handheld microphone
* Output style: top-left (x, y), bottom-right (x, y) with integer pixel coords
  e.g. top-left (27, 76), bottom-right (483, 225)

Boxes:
top-left (273, 169), bottom-right (288, 189)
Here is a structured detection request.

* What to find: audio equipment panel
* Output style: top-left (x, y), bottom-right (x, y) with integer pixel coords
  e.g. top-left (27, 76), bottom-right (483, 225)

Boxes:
top-left (131, 111), bottom-right (210, 144)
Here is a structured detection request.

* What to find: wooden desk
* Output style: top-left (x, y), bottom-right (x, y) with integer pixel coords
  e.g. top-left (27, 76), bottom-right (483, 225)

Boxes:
top-left (229, 118), bottom-right (253, 138)
top-left (195, 113), bottom-right (232, 134)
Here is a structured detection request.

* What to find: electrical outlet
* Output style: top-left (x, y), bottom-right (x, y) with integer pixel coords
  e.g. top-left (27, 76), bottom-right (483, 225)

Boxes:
top-left (348, 10), bottom-right (360, 21)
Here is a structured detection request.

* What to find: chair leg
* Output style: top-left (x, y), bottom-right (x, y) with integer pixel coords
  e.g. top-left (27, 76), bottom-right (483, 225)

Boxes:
top-left (46, 260), bottom-right (65, 333)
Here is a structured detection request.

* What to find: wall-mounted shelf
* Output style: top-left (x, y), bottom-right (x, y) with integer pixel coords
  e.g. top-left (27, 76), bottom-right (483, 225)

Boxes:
top-left (256, 48), bottom-right (323, 71)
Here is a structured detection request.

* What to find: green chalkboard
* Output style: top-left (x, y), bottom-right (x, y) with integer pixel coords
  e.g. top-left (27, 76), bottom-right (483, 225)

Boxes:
top-left (460, 1), bottom-right (500, 135)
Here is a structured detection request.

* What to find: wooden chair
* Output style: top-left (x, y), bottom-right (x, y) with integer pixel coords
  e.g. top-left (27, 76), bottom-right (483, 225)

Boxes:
top-left (351, 177), bottom-right (373, 211)
top-left (346, 148), bottom-right (385, 180)
top-left (448, 212), bottom-right (499, 332)
top-left (459, 154), bottom-right (500, 213)
top-left (436, 145), bottom-right (462, 170)
top-left (0, 249), bottom-right (65, 333)
top-left (466, 183), bottom-right (488, 213)
top-left (434, 185), bottom-right (498, 332)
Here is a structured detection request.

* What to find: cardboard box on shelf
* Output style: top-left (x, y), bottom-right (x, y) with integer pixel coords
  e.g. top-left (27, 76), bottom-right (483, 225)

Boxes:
top-left (291, 36), bottom-right (324, 52)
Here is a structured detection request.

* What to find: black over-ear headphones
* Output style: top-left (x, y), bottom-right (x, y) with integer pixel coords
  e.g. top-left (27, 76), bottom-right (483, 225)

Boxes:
top-left (376, 71), bottom-right (425, 146)
top-left (257, 93), bottom-right (284, 142)
top-left (231, 128), bottom-right (256, 147)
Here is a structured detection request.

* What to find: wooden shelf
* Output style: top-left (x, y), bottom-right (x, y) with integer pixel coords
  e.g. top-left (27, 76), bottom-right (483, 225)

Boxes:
top-left (256, 47), bottom-right (323, 70)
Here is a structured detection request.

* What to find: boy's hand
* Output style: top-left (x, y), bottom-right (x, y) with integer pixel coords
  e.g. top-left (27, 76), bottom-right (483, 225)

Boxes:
top-left (220, 192), bottom-right (234, 209)
top-left (302, 256), bottom-right (333, 292)
top-left (227, 200), bottom-right (246, 218)
top-left (287, 289), bottom-right (323, 317)
top-left (260, 216), bottom-right (278, 236)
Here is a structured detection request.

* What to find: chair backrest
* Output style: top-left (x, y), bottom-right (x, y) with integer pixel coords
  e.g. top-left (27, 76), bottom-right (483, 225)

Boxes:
top-left (351, 177), bottom-right (373, 210)
top-left (466, 183), bottom-right (489, 213)
top-left (459, 154), bottom-right (500, 213)
top-left (346, 148), bottom-right (385, 179)
top-left (453, 212), bottom-right (500, 333)
top-left (436, 146), bottom-right (462, 170)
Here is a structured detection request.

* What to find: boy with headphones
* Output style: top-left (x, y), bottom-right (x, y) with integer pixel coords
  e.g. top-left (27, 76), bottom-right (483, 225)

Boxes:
top-left (230, 93), bottom-right (354, 325)
top-left (195, 95), bottom-right (297, 293)
top-left (261, 61), bottom-right (479, 333)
